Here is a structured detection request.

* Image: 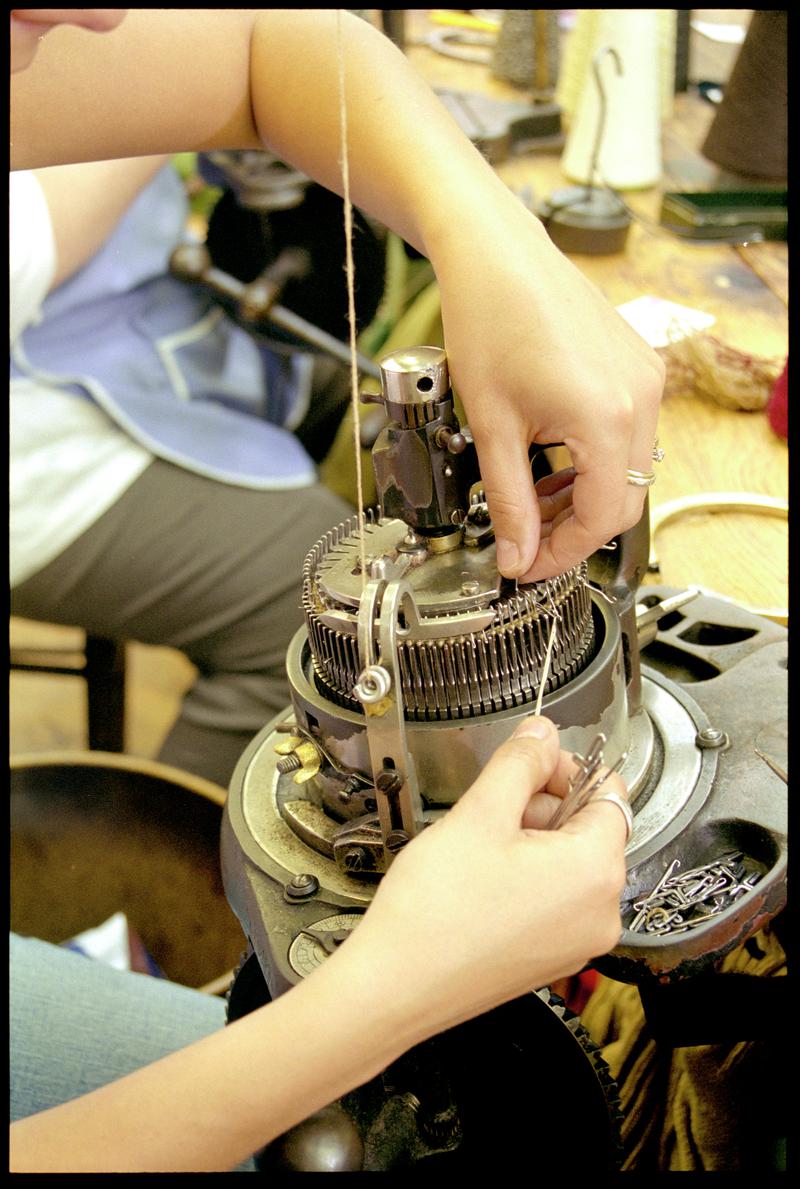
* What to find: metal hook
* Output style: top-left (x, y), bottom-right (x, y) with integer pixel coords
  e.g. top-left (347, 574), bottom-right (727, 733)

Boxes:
top-left (587, 46), bottom-right (624, 195)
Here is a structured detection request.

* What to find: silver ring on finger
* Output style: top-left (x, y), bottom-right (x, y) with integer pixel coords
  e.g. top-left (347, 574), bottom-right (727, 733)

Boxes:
top-left (590, 790), bottom-right (633, 842)
top-left (626, 468), bottom-right (656, 488)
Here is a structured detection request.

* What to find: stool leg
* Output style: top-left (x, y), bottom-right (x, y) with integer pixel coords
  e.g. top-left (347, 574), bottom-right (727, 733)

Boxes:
top-left (84, 636), bottom-right (127, 752)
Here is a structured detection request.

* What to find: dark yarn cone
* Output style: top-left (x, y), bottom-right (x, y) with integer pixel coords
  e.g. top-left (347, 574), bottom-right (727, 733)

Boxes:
top-left (701, 11), bottom-right (787, 182)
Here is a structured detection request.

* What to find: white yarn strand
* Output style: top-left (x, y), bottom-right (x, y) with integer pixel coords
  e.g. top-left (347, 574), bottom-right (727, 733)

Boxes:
top-left (336, 11), bottom-right (368, 590)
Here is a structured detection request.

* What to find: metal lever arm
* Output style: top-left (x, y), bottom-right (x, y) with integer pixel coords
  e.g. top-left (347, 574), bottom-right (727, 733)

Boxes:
top-left (170, 242), bottom-right (380, 379)
top-left (353, 578), bottom-right (425, 864)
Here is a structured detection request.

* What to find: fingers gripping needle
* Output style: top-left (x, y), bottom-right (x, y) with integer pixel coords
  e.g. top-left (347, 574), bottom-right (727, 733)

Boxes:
top-left (547, 733), bottom-right (626, 831)
top-left (530, 611), bottom-right (624, 830)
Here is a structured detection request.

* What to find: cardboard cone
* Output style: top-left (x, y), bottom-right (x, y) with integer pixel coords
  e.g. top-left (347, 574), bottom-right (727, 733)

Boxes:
top-left (561, 10), bottom-right (664, 191)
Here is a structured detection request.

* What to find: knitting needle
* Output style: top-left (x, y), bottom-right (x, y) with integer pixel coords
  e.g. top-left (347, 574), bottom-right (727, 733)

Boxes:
top-left (534, 612), bottom-right (559, 716)
top-left (532, 610), bottom-right (625, 830)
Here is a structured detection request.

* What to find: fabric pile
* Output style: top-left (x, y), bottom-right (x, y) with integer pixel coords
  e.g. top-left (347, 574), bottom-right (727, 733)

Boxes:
top-left (582, 926), bottom-right (786, 1171)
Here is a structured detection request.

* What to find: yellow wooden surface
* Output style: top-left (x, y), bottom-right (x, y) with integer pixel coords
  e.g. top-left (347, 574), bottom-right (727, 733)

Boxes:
top-left (10, 617), bottom-right (197, 758)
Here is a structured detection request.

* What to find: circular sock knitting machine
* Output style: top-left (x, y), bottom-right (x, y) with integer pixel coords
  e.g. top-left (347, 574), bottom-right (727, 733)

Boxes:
top-left (221, 347), bottom-right (787, 1171)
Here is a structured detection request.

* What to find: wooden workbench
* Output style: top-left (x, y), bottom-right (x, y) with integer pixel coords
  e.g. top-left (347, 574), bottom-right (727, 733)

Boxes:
top-left (404, 12), bottom-right (788, 623)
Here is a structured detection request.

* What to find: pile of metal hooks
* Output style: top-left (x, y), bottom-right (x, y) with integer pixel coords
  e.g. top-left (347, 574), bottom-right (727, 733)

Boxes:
top-left (624, 853), bottom-right (762, 936)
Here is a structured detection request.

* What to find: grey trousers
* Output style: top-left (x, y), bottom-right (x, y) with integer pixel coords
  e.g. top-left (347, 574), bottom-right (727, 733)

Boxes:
top-left (11, 459), bottom-right (351, 787)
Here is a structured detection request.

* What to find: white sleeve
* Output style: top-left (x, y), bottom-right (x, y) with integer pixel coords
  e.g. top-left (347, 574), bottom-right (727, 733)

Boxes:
top-left (9, 171), bottom-right (57, 346)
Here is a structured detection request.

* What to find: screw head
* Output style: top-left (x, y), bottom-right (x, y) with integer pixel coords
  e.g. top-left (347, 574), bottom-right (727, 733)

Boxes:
top-left (342, 847), bottom-right (370, 873)
top-left (337, 777), bottom-right (362, 804)
top-left (353, 664), bottom-right (392, 705)
top-left (385, 830), bottom-right (410, 854)
top-left (696, 727), bottom-right (729, 750)
top-left (376, 770), bottom-right (403, 796)
top-left (285, 872), bottom-right (320, 900)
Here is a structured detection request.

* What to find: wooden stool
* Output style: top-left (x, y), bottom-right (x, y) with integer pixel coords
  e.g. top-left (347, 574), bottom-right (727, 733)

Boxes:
top-left (10, 627), bottom-right (127, 753)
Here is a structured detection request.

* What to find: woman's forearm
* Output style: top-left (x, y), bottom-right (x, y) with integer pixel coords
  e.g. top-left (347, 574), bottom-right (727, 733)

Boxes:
top-left (248, 10), bottom-right (527, 258)
top-left (10, 10), bottom-right (528, 258)
top-left (9, 947), bottom-right (410, 1173)
top-left (10, 721), bottom-right (628, 1173)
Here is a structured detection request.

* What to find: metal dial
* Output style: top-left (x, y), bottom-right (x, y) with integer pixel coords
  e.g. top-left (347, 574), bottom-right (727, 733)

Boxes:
top-left (287, 913), bottom-right (363, 978)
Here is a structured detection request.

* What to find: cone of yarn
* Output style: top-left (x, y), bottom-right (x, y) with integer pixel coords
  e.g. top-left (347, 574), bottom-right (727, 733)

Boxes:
top-left (491, 10), bottom-right (559, 96)
top-left (701, 11), bottom-right (787, 182)
top-left (560, 10), bottom-right (666, 191)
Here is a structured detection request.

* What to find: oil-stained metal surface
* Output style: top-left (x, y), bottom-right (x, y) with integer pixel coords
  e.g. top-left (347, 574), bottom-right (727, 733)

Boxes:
top-left (595, 587), bottom-right (787, 983)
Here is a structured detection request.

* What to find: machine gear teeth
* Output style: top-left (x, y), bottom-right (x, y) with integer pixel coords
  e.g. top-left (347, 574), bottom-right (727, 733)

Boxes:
top-left (302, 516), bottom-right (597, 721)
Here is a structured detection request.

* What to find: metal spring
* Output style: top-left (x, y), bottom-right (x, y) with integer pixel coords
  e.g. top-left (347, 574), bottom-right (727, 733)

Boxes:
top-left (624, 852), bottom-right (763, 935)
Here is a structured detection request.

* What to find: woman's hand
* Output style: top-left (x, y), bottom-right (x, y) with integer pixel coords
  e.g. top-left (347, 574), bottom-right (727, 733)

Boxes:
top-left (330, 715), bottom-right (629, 1049)
top-left (430, 195), bottom-right (665, 582)
top-left (9, 714), bottom-right (630, 1173)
